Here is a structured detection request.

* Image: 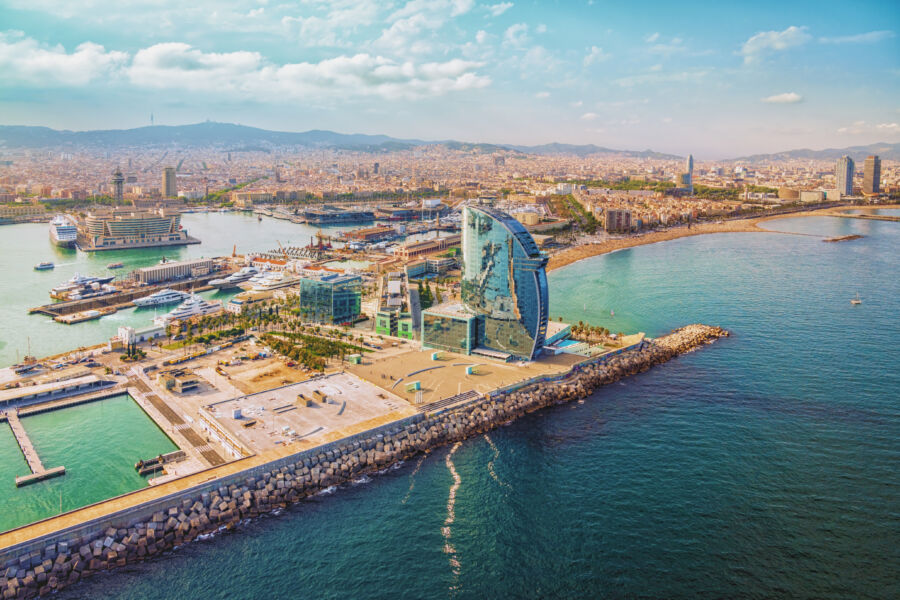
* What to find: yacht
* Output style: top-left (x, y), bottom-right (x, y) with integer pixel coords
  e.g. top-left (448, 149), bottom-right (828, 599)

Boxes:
top-left (133, 288), bottom-right (190, 308)
top-left (107, 262), bottom-right (125, 269)
top-left (154, 294), bottom-right (223, 325)
top-left (851, 292), bottom-right (862, 305)
top-left (34, 262), bottom-right (55, 271)
top-left (209, 266), bottom-right (259, 290)
top-left (247, 271), bottom-right (299, 292)
top-left (50, 272), bottom-right (116, 298)
top-left (48, 215), bottom-right (77, 248)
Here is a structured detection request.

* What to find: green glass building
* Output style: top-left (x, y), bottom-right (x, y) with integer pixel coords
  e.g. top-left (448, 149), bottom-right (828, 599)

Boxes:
top-left (297, 274), bottom-right (362, 324)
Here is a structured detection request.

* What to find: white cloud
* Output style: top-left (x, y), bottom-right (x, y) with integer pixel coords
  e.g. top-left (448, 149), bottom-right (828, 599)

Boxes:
top-left (282, 1), bottom-right (381, 47)
top-left (486, 2), bottom-right (513, 17)
top-left (535, 91), bottom-right (549, 98)
top-left (645, 32), bottom-right (660, 43)
top-left (761, 92), bottom-right (803, 104)
top-left (503, 23), bottom-right (529, 47)
top-left (535, 24), bottom-right (547, 34)
top-left (0, 33), bottom-right (491, 101)
top-left (820, 30), bottom-right (894, 44)
top-left (835, 120), bottom-right (900, 136)
top-left (475, 30), bottom-right (488, 44)
top-left (741, 25), bottom-right (811, 64)
top-left (377, 0), bottom-right (476, 52)
top-left (613, 69), bottom-right (708, 87)
top-left (583, 46), bottom-right (609, 66)
top-left (0, 30), bottom-right (128, 86)
top-left (570, 100), bottom-right (583, 107)
top-left (581, 112), bottom-right (598, 120)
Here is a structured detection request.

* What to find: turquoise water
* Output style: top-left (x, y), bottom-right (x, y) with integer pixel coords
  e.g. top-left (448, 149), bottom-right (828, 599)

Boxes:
top-left (0, 213), bottom-right (345, 367)
top-left (0, 394), bottom-right (177, 532)
top-left (52, 215), bottom-right (900, 599)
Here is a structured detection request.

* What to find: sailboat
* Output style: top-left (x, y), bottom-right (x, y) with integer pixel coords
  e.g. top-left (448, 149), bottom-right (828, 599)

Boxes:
top-left (850, 292), bottom-right (862, 305)
top-left (610, 309), bottom-right (615, 317)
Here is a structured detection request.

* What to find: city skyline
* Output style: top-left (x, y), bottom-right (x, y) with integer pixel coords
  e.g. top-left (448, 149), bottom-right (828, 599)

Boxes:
top-left (0, 0), bottom-right (898, 157)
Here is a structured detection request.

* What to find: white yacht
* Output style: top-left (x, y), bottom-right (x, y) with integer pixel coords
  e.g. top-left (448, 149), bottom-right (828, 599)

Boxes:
top-left (154, 294), bottom-right (223, 325)
top-left (133, 288), bottom-right (190, 308)
top-left (209, 266), bottom-right (259, 290)
top-left (247, 271), bottom-right (299, 292)
top-left (49, 215), bottom-right (77, 248)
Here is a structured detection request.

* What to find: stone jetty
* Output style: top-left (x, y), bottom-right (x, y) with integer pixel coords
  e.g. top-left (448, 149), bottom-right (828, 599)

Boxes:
top-left (0, 324), bottom-right (727, 599)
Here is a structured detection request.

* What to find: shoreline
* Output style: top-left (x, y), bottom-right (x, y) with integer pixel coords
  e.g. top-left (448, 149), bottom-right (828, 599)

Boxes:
top-left (546, 203), bottom-right (899, 273)
top-left (0, 325), bottom-right (727, 598)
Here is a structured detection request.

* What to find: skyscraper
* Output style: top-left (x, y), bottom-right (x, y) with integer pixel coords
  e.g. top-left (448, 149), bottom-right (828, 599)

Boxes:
top-left (676, 154), bottom-right (694, 194)
top-left (162, 167), bottom-right (177, 198)
top-left (862, 155), bottom-right (881, 195)
top-left (835, 155), bottom-right (854, 197)
top-left (112, 168), bottom-right (124, 204)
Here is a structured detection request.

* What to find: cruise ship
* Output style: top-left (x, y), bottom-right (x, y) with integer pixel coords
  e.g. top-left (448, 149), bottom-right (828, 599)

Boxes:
top-left (49, 215), bottom-right (77, 248)
top-left (209, 266), bottom-right (259, 290)
top-left (241, 271), bottom-right (299, 292)
top-left (154, 294), bottom-right (223, 325)
top-left (133, 289), bottom-right (190, 308)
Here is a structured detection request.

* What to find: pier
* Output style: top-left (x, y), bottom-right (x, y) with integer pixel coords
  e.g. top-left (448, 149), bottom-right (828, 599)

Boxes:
top-left (28, 272), bottom-right (225, 318)
top-left (6, 410), bottom-right (66, 487)
top-left (824, 212), bottom-right (900, 222)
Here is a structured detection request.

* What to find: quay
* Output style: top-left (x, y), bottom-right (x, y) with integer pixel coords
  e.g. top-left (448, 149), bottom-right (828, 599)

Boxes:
top-left (5, 410), bottom-right (66, 487)
top-left (28, 272), bottom-right (225, 318)
top-left (824, 212), bottom-right (900, 222)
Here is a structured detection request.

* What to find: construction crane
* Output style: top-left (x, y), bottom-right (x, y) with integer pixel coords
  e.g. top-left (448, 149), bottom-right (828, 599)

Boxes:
top-left (276, 240), bottom-right (290, 262)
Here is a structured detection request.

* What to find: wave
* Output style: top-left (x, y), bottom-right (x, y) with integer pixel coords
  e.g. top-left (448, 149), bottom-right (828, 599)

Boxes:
top-left (443, 442), bottom-right (463, 585)
top-left (484, 434), bottom-right (511, 489)
top-left (401, 455), bottom-right (427, 505)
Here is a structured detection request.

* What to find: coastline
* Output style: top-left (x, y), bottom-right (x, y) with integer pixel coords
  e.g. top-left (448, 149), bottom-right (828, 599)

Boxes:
top-left (545, 203), bottom-right (898, 273)
top-left (0, 325), bottom-right (727, 598)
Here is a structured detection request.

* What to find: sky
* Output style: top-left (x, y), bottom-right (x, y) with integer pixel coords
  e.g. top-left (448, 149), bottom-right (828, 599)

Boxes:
top-left (0, 0), bottom-right (898, 158)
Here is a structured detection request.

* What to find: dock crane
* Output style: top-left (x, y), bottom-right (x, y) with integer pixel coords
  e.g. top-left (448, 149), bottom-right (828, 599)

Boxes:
top-left (276, 239), bottom-right (290, 262)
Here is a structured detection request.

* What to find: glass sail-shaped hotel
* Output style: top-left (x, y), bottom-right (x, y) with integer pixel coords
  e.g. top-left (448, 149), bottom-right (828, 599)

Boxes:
top-left (422, 205), bottom-right (549, 361)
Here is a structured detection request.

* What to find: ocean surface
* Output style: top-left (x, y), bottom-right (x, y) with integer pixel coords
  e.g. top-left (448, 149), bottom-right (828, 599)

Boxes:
top-left (10, 214), bottom-right (900, 598)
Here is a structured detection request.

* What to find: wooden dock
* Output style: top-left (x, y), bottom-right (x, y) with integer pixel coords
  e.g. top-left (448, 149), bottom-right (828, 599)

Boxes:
top-left (6, 410), bottom-right (66, 487)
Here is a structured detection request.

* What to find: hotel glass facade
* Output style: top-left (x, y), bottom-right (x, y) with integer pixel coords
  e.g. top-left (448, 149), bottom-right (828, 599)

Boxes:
top-left (455, 205), bottom-right (549, 360)
top-left (421, 311), bottom-right (477, 354)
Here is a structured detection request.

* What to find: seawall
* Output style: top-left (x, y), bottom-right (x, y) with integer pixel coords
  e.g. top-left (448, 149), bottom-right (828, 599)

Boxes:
top-left (0, 324), bottom-right (727, 598)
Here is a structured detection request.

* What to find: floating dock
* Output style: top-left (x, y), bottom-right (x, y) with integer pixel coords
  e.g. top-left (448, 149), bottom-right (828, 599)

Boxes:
top-left (6, 411), bottom-right (66, 487)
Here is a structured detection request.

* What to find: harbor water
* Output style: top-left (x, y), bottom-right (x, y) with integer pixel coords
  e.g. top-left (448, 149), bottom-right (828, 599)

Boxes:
top-left (0, 213), bottom-right (345, 367)
top-left (0, 394), bottom-right (177, 532)
top-left (40, 215), bottom-right (897, 599)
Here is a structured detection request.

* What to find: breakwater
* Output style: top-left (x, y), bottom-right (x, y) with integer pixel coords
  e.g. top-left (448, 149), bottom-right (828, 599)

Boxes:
top-left (0, 324), bottom-right (727, 598)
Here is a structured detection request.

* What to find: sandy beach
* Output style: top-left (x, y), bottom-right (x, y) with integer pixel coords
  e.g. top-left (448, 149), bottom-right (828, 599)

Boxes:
top-left (546, 203), bottom-right (899, 272)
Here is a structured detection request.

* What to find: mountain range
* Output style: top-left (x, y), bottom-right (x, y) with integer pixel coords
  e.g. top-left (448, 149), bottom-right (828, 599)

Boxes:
top-left (0, 122), bottom-right (682, 159)
top-left (0, 121), bottom-right (895, 161)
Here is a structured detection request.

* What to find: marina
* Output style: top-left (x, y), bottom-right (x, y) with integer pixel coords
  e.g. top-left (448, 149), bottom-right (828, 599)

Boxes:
top-left (6, 411), bottom-right (66, 487)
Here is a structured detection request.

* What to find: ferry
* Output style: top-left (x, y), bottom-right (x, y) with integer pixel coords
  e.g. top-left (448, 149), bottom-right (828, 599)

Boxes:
top-left (209, 266), bottom-right (259, 290)
top-left (33, 262), bottom-right (55, 271)
top-left (154, 294), bottom-right (223, 326)
top-left (48, 214), bottom-right (77, 248)
top-left (107, 262), bottom-right (125, 269)
top-left (133, 288), bottom-right (191, 308)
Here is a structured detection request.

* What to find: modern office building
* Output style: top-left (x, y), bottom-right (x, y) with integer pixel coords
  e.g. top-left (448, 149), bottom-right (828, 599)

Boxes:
top-left (162, 167), bottom-right (177, 198)
top-left (835, 155), bottom-right (854, 197)
top-left (675, 154), bottom-right (694, 194)
top-left (296, 273), bottom-right (362, 324)
top-left (77, 209), bottom-right (200, 251)
top-left (863, 155), bottom-right (881, 195)
top-left (422, 205), bottom-right (549, 361)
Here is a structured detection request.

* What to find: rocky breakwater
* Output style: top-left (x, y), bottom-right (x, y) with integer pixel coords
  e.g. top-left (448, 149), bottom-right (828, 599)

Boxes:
top-left (0, 324), bottom-right (727, 599)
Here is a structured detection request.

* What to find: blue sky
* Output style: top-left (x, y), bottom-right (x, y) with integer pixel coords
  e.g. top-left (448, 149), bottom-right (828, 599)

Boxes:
top-left (0, 0), bottom-right (898, 157)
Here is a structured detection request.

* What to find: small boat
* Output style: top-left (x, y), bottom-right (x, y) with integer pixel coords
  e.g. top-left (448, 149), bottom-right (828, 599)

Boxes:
top-left (107, 262), bottom-right (124, 269)
top-left (610, 309), bottom-right (615, 317)
top-left (258, 215), bottom-right (263, 222)
top-left (34, 262), bottom-right (55, 271)
top-left (850, 292), bottom-right (862, 305)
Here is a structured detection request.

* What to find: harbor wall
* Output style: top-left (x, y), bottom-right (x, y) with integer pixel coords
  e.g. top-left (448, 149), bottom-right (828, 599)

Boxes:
top-left (0, 324), bottom-right (727, 599)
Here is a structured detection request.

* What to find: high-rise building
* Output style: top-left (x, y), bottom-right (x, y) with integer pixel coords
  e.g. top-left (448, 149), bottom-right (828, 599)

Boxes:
top-left (111, 168), bottom-right (124, 204)
top-left (422, 205), bottom-right (549, 360)
top-left (835, 155), bottom-right (854, 197)
top-left (863, 155), bottom-right (881, 195)
top-left (676, 154), bottom-right (694, 194)
top-left (162, 167), bottom-right (177, 198)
